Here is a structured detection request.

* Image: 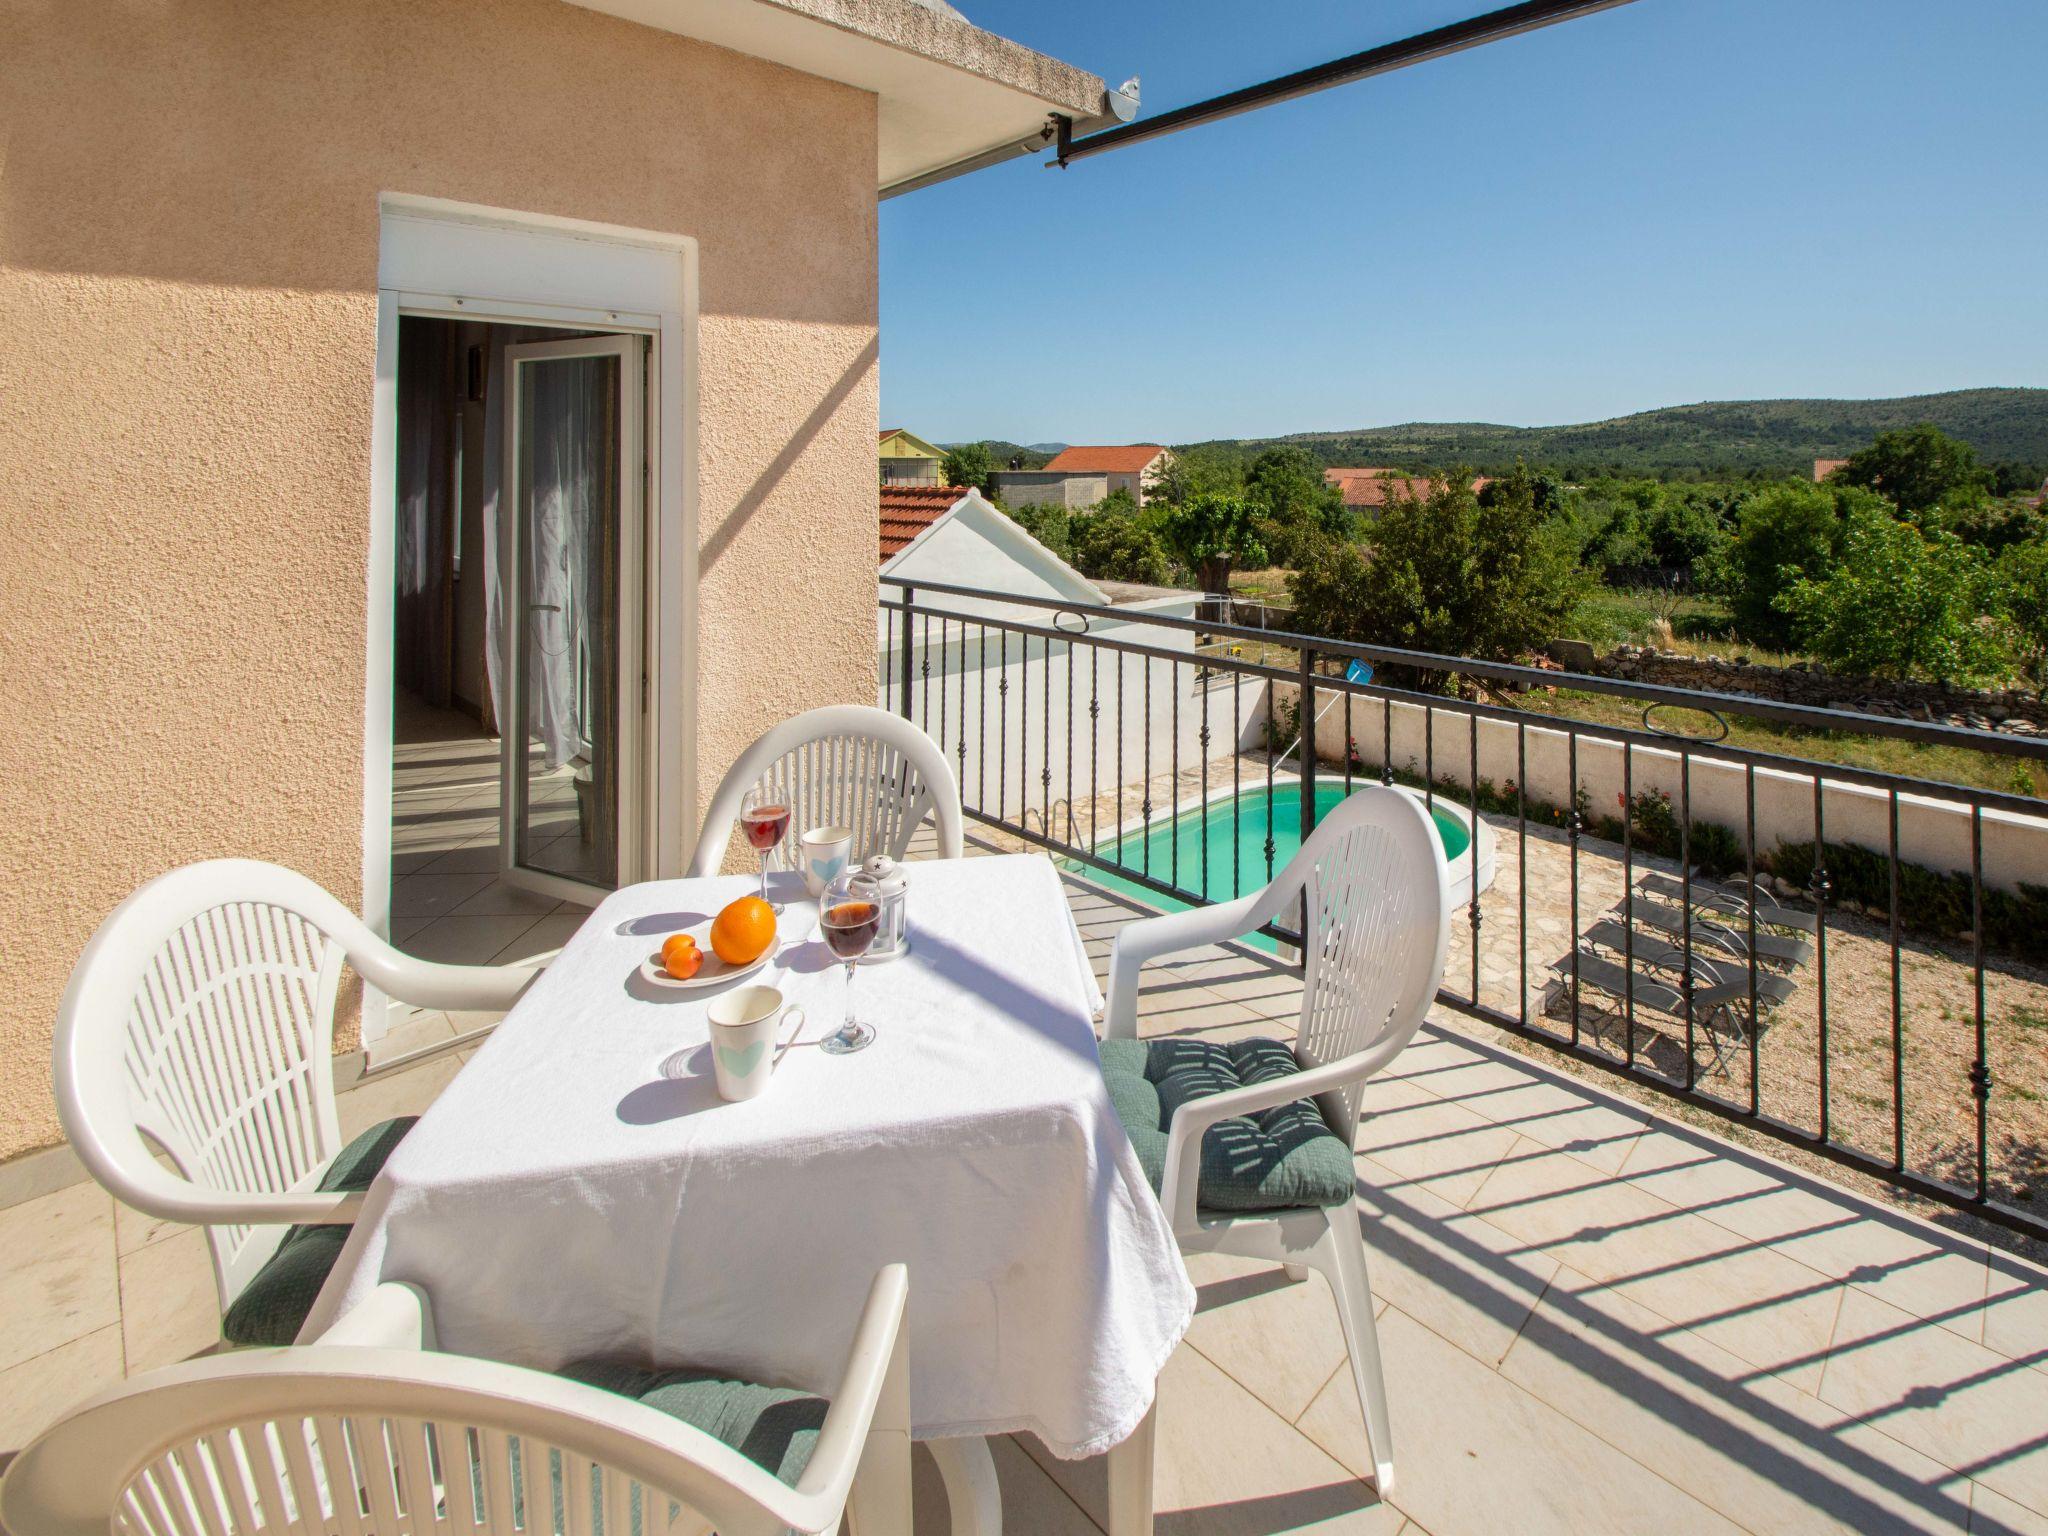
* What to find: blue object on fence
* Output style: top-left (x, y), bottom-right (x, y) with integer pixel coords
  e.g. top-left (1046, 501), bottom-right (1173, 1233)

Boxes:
top-left (1346, 659), bottom-right (1374, 687)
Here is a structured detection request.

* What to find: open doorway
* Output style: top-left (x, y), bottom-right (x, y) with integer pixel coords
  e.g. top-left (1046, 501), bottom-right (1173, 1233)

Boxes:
top-left (389, 315), bottom-right (648, 965)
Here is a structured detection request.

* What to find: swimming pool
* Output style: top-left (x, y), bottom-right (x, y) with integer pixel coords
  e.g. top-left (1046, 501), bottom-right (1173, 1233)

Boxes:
top-left (1075, 780), bottom-right (1495, 951)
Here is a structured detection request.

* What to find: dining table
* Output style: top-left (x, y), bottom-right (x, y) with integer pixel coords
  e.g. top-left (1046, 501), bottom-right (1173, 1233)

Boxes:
top-left (303, 852), bottom-right (1194, 1534)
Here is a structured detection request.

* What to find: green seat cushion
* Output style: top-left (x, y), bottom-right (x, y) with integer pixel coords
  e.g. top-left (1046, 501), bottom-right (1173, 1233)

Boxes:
top-left (558, 1360), bottom-right (828, 1488)
top-left (219, 1116), bottom-right (416, 1347)
top-left (1098, 1037), bottom-right (1356, 1213)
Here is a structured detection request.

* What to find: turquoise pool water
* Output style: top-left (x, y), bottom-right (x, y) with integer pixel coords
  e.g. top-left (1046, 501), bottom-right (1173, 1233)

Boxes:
top-left (1074, 782), bottom-right (1470, 952)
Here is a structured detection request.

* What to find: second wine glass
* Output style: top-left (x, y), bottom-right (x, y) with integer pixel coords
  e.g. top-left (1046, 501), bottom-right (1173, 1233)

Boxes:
top-left (817, 869), bottom-right (881, 1055)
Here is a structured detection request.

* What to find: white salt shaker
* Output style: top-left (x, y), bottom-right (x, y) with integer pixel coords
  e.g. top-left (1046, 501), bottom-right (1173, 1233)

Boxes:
top-left (860, 855), bottom-right (911, 962)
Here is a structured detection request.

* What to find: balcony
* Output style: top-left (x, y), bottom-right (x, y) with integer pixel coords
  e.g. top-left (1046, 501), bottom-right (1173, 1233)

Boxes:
top-left (7, 585), bottom-right (2048, 1536)
top-left (8, 841), bottom-right (2046, 1533)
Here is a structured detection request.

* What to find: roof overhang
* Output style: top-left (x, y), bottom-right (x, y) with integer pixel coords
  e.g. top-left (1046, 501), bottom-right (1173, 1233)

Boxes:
top-left (561, 0), bottom-right (1125, 194)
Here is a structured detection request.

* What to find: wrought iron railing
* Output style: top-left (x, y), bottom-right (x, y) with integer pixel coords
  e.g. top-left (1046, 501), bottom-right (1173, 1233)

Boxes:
top-left (881, 575), bottom-right (2048, 1241)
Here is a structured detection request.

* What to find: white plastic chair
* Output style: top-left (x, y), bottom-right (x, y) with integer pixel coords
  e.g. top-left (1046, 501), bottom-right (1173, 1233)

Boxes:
top-left (1103, 786), bottom-right (1450, 1493)
top-left (52, 858), bottom-right (542, 1336)
top-left (688, 706), bottom-right (963, 877)
top-left (0, 1265), bottom-right (912, 1536)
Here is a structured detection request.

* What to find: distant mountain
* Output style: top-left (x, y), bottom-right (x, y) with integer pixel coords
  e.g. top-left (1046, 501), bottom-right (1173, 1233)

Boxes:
top-left (942, 439), bottom-right (1058, 470)
top-left (1185, 388), bottom-right (2048, 480)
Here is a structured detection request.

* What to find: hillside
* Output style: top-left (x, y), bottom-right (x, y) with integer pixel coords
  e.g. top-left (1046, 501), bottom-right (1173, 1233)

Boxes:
top-left (1186, 388), bottom-right (2048, 480)
top-left (943, 439), bottom-right (1057, 470)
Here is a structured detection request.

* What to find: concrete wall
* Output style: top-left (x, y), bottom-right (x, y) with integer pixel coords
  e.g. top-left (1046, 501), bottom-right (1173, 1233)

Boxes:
top-left (992, 471), bottom-right (1108, 510)
top-left (0, 0), bottom-right (878, 1161)
top-left (1274, 683), bottom-right (2048, 895)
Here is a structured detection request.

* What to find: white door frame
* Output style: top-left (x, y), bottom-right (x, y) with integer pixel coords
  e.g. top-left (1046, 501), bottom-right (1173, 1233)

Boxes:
top-left (366, 196), bottom-right (699, 1042)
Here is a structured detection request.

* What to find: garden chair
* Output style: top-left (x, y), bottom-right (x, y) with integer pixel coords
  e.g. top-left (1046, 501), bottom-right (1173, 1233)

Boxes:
top-left (1638, 870), bottom-right (1818, 935)
top-left (688, 705), bottom-right (963, 877)
top-left (1100, 786), bottom-right (1451, 1494)
top-left (1562, 936), bottom-right (1785, 1077)
top-left (0, 1265), bottom-right (912, 1536)
top-left (1624, 894), bottom-right (1815, 968)
top-left (53, 858), bottom-right (543, 1349)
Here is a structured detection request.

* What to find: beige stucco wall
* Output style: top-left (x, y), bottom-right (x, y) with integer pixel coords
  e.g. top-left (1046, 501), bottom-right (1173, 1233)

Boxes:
top-left (0, 0), bottom-right (878, 1162)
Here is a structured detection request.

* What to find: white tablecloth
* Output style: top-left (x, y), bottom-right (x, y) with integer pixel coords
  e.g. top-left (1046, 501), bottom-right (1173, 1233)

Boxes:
top-left (305, 854), bottom-right (1193, 1459)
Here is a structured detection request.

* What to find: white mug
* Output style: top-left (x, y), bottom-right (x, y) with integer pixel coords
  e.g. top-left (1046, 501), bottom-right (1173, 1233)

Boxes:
top-left (799, 825), bottom-right (855, 899)
top-left (705, 985), bottom-right (806, 1101)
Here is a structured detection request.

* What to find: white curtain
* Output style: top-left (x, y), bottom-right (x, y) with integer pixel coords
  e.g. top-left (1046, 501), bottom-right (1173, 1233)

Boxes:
top-left (394, 320), bottom-right (456, 705)
top-left (480, 335), bottom-right (605, 772)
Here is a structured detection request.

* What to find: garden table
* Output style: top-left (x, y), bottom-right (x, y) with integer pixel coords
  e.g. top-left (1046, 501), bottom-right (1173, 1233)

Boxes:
top-left (305, 853), bottom-right (1191, 1534)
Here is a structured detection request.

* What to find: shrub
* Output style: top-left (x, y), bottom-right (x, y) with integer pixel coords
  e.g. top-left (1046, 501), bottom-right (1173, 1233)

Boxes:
top-left (1069, 511), bottom-right (1174, 585)
top-left (1608, 789), bottom-right (1744, 879)
top-left (940, 442), bottom-right (995, 495)
top-left (1777, 505), bottom-right (2003, 683)
top-left (1715, 479), bottom-right (1862, 648)
top-left (1997, 535), bottom-right (2048, 693)
top-left (1007, 502), bottom-right (1070, 562)
top-left (1287, 471), bottom-right (1583, 688)
top-left (1771, 839), bottom-right (2048, 962)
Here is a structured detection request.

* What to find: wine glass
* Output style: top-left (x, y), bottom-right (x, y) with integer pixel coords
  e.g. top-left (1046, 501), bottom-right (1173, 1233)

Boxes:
top-left (738, 788), bottom-right (792, 907)
top-left (817, 870), bottom-right (881, 1055)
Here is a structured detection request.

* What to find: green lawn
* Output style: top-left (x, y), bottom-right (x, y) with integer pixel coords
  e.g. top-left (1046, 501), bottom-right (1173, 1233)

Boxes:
top-left (1509, 686), bottom-right (2044, 801)
top-left (1565, 588), bottom-right (1811, 667)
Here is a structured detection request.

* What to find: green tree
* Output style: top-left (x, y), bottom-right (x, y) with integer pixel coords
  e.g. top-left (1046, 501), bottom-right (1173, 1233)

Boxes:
top-left (940, 442), bottom-right (995, 495)
top-left (1836, 424), bottom-right (1992, 519)
top-left (1146, 445), bottom-right (1244, 507)
top-left (1715, 479), bottom-right (1868, 648)
top-left (1997, 536), bottom-right (2048, 693)
top-left (1777, 506), bottom-right (2002, 682)
top-left (1159, 493), bottom-right (1268, 593)
top-left (1244, 446), bottom-right (1352, 566)
top-left (1070, 511), bottom-right (1173, 584)
top-left (1288, 472), bottom-right (1584, 688)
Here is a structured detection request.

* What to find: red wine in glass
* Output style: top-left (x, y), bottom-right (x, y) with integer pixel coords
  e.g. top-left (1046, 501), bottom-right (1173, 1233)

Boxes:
top-left (819, 874), bottom-right (880, 1054)
top-left (738, 794), bottom-right (791, 903)
top-left (821, 900), bottom-right (880, 958)
top-left (741, 803), bottom-right (791, 850)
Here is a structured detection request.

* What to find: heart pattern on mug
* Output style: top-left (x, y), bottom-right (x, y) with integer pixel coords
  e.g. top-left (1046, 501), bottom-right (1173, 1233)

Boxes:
top-left (716, 1041), bottom-right (767, 1078)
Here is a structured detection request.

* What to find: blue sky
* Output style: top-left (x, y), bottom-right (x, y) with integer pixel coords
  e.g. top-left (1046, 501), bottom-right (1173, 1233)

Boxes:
top-left (878, 0), bottom-right (2048, 445)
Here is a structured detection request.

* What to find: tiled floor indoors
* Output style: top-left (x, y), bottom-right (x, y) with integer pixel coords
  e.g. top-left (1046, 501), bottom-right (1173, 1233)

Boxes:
top-left (384, 694), bottom-right (591, 1048)
top-left (5, 840), bottom-right (2048, 1534)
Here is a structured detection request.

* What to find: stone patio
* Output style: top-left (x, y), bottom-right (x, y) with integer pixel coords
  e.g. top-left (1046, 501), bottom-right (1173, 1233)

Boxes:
top-left (4, 842), bottom-right (2047, 1534)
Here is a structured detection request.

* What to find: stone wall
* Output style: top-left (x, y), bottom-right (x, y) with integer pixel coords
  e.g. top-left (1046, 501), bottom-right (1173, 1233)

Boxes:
top-left (1581, 647), bottom-right (2048, 736)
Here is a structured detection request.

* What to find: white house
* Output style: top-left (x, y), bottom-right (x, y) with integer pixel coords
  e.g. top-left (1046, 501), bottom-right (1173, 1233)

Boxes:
top-left (876, 486), bottom-right (1208, 833)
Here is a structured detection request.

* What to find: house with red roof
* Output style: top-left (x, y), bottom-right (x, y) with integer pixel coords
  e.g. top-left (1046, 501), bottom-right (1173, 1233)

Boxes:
top-left (993, 443), bottom-right (1173, 509)
top-left (1041, 444), bottom-right (1173, 504)
top-left (1325, 467), bottom-right (1491, 516)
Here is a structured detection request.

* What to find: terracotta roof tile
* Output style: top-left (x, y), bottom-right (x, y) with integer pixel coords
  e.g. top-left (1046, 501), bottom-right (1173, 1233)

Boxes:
top-left (1814, 458), bottom-right (1849, 482)
top-left (879, 484), bottom-right (967, 564)
top-left (1042, 444), bottom-right (1167, 474)
top-left (1324, 467), bottom-right (1489, 509)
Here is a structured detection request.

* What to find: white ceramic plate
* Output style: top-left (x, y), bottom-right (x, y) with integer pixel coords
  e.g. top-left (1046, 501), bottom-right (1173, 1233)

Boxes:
top-left (637, 922), bottom-right (775, 991)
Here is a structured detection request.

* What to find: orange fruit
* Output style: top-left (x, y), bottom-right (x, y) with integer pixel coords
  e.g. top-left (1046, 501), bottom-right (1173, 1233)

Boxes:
top-left (660, 933), bottom-right (701, 980)
top-left (709, 896), bottom-right (776, 966)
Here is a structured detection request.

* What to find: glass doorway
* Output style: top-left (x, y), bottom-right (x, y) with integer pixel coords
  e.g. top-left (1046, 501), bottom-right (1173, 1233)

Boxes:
top-left (500, 334), bottom-right (645, 903)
